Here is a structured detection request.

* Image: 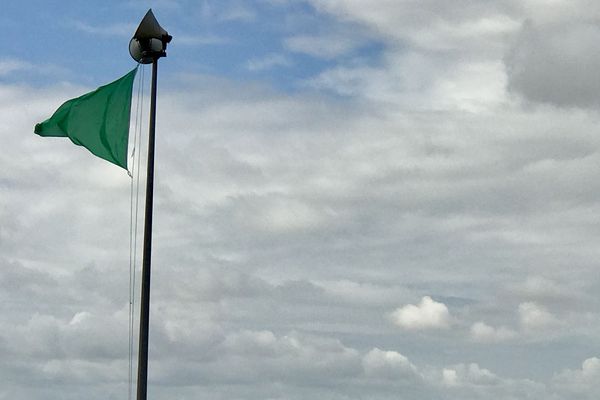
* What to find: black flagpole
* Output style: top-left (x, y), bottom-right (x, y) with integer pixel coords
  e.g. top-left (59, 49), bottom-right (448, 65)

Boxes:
top-left (136, 57), bottom-right (158, 400)
top-left (128, 9), bottom-right (171, 400)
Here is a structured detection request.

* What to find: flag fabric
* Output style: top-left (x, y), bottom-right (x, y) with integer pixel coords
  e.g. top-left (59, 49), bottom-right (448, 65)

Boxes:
top-left (35, 67), bottom-right (138, 170)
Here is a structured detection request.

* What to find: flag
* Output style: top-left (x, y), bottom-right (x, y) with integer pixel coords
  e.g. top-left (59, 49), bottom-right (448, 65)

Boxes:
top-left (35, 67), bottom-right (138, 170)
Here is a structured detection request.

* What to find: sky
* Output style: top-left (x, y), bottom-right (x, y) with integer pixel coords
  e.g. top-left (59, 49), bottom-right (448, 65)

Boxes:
top-left (2, 0), bottom-right (600, 399)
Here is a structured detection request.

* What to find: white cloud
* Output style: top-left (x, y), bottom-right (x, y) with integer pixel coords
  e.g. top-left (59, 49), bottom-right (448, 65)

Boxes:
top-left (581, 357), bottom-right (600, 377)
top-left (247, 54), bottom-right (292, 71)
top-left (307, 42), bottom-right (508, 111)
top-left (0, 59), bottom-right (33, 76)
top-left (222, 195), bottom-right (328, 233)
top-left (389, 297), bottom-right (451, 331)
top-left (315, 279), bottom-right (410, 306)
top-left (308, 0), bottom-right (517, 42)
top-left (284, 33), bottom-right (366, 59)
top-left (553, 357), bottom-right (600, 398)
top-left (518, 302), bottom-right (558, 331)
top-left (193, 330), bottom-right (363, 383)
top-left (69, 20), bottom-right (135, 37)
top-left (176, 34), bottom-right (231, 46)
top-left (197, 1), bottom-right (256, 23)
top-left (511, 276), bottom-right (571, 302)
top-left (218, 2), bottom-right (257, 22)
top-left (436, 362), bottom-right (549, 399)
top-left (516, 0), bottom-right (600, 25)
top-left (561, 357), bottom-right (600, 381)
top-left (441, 363), bottom-right (499, 387)
top-left (442, 367), bottom-right (459, 386)
top-left (362, 348), bottom-right (418, 379)
top-left (470, 322), bottom-right (517, 343)
top-left (304, 0), bottom-right (600, 111)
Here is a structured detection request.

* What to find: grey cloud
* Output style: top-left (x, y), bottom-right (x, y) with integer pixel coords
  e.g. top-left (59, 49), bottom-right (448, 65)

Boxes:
top-left (4, 4), bottom-right (600, 393)
top-left (505, 20), bottom-right (600, 108)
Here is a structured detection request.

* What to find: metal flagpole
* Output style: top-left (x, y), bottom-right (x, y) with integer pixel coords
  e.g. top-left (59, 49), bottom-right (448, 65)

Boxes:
top-left (136, 57), bottom-right (158, 400)
top-left (128, 9), bottom-right (171, 400)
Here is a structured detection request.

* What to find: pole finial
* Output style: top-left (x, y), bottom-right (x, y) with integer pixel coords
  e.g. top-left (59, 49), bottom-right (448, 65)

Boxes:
top-left (129, 9), bottom-right (172, 64)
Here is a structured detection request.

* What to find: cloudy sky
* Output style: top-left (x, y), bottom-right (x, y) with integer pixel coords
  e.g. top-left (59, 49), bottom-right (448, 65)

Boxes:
top-left (2, 0), bottom-right (600, 399)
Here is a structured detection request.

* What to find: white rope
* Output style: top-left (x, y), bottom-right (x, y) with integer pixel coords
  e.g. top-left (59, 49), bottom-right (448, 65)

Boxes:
top-left (128, 63), bottom-right (145, 400)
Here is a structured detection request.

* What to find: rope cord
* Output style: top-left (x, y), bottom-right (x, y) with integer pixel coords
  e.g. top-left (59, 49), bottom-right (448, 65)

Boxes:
top-left (128, 63), bottom-right (145, 400)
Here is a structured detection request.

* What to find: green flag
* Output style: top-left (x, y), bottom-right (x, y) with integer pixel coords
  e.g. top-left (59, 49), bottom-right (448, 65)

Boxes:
top-left (35, 67), bottom-right (138, 170)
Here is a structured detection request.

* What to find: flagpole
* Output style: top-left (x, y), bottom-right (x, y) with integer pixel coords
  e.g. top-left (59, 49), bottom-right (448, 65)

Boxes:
top-left (136, 56), bottom-right (158, 400)
top-left (128, 9), bottom-right (171, 400)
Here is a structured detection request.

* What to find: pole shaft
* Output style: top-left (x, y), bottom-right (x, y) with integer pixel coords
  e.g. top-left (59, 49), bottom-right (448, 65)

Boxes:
top-left (136, 59), bottom-right (158, 400)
